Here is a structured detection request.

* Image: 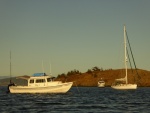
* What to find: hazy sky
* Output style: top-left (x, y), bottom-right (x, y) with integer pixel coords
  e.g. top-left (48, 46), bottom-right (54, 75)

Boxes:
top-left (0, 0), bottom-right (150, 77)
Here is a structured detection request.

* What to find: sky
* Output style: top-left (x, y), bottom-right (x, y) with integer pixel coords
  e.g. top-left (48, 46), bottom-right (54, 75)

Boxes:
top-left (0, 0), bottom-right (150, 77)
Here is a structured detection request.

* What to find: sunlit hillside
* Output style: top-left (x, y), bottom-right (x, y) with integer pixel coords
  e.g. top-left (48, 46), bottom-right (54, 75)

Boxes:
top-left (55, 67), bottom-right (150, 87)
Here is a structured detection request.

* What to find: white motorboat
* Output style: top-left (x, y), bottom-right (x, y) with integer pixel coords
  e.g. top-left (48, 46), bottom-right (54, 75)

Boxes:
top-left (98, 80), bottom-right (105, 88)
top-left (9, 73), bottom-right (73, 93)
top-left (111, 25), bottom-right (137, 90)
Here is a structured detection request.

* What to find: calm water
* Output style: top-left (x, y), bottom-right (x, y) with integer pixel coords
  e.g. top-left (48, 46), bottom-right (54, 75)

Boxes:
top-left (0, 86), bottom-right (150, 113)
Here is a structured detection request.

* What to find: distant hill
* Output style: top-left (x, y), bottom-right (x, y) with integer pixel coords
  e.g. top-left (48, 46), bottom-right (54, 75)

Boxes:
top-left (0, 76), bottom-right (10, 79)
top-left (0, 69), bottom-right (150, 87)
top-left (0, 77), bottom-right (27, 86)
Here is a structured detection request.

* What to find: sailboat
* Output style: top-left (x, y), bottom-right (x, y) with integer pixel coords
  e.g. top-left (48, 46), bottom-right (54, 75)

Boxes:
top-left (111, 25), bottom-right (137, 90)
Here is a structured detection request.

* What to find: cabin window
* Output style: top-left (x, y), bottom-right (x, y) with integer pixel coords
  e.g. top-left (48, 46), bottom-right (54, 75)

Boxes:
top-left (47, 78), bottom-right (52, 82)
top-left (30, 79), bottom-right (34, 83)
top-left (36, 79), bottom-right (45, 83)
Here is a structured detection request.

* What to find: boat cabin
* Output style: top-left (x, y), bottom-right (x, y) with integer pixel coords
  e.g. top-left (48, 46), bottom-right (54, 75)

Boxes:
top-left (17, 73), bottom-right (56, 87)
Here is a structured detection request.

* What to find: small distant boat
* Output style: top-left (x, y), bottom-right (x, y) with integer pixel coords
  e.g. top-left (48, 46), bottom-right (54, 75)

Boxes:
top-left (98, 79), bottom-right (105, 88)
top-left (9, 73), bottom-right (73, 93)
top-left (111, 25), bottom-right (137, 90)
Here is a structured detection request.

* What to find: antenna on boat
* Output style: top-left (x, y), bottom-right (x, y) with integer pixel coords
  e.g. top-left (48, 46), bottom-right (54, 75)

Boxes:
top-left (49, 61), bottom-right (52, 76)
top-left (10, 50), bottom-right (12, 83)
top-left (7, 50), bottom-right (15, 93)
top-left (42, 60), bottom-right (45, 74)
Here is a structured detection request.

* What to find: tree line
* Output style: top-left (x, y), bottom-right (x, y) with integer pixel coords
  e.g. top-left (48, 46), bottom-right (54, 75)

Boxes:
top-left (57, 66), bottom-right (112, 78)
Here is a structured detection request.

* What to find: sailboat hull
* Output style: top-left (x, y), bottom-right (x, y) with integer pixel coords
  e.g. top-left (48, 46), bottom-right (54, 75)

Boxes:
top-left (111, 84), bottom-right (137, 90)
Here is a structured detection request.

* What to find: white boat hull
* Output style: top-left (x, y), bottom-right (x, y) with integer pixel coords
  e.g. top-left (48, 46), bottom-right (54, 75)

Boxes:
top-left (98, 83), bottom-right (105, 88)
top-left (98, 81), bottom-right (105, 88)
top-left (111, 84), bottom-right (137, 90)
top-left (9, 82), bottom-right (73, 93)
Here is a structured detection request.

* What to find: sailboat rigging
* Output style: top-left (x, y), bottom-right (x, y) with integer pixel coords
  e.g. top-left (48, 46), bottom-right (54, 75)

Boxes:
top-left (111, 25), bottom-right (137, 90)
top-left (126, 30), bottom-right (141, 83)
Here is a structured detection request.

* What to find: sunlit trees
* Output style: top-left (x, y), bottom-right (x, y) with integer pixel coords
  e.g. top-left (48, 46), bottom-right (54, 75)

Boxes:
top-left (67, 69), bottom-right (81, 76)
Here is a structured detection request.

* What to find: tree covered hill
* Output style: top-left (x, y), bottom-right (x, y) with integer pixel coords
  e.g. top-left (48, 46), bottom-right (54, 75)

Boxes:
top-left (55, 67), bottom-right (150, 87)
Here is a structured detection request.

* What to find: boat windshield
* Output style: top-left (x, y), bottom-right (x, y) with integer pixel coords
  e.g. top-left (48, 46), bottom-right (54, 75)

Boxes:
top-left (98, 81), bottom-right (105, 83)
top-left (36, 79), bottom-right (45, 83)
top-left (30, 79), bottom-right (34, 83)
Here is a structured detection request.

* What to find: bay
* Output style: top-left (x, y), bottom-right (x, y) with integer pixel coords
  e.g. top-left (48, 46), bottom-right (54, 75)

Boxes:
top-left (0, 86), bottom-right (150, 113)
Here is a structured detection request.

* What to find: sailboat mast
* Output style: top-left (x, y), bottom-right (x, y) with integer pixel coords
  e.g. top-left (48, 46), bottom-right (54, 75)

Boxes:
top-left (124, 25), bottom-right (128, 84)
